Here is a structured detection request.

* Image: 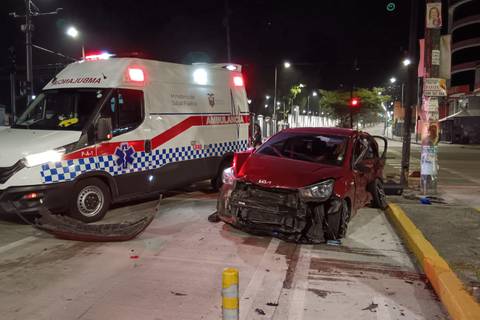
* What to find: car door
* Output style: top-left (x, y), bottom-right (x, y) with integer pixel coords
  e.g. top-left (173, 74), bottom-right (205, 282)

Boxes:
top-left (351, 137), bottom-right (370, 210)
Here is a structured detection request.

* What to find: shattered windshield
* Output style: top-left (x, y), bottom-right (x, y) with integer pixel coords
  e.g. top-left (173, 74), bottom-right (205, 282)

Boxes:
top-left (13, 89), bottom-right (107, 131)
top-left (256, 133), bottom-right (348, 166)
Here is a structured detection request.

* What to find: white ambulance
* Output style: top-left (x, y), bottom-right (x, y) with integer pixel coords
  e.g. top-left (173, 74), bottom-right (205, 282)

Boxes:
top-left (0, 57), bottom-right (250, 222)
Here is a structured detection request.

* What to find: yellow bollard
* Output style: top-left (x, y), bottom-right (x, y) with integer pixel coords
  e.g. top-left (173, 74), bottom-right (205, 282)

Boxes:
top-left (222, 267), bottom-right (239, 320)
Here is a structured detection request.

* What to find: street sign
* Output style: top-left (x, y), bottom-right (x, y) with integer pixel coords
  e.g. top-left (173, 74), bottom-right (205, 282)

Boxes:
top-left (423, 78), bottom-right (447, 96)
top-left (432, 50), bottom-right (440, 65)
top-left (423, 97), bottom-right (439, 112)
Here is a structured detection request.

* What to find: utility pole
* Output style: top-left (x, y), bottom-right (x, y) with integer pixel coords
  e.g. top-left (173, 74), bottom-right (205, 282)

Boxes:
top-left (8, 47), bottom-right (16, 123)
top-left (420, 0), bottom-right (443, 194)
top-left (224, 0), bottom-right (232, 62)
top-left (9, 1), bottom-right (62, 104)
top-left (400, 0), bottom-right (419, 187)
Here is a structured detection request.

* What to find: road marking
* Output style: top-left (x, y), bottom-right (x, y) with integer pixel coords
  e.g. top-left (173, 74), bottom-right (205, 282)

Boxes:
top-left (0, 236), bottom-right (37, 254)
top-left (240, 238), bottom-right (280, 320)
top-left (441, 167), bottom-right (480, 186)
top-left (286, 245), bottom-right (312, 320)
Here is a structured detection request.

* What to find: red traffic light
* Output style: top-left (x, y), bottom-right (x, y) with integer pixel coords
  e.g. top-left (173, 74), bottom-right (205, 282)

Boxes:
top-left (349, 97), bottom-right (360, 107)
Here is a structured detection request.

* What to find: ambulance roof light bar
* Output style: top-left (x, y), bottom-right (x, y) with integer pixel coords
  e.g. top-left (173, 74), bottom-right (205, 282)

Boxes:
top-left (84, 52), bottom-right (114, 61)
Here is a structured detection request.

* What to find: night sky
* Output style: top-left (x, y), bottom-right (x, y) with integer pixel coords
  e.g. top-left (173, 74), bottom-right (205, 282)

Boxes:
top-left (0, 0), bottom-right (418, 113)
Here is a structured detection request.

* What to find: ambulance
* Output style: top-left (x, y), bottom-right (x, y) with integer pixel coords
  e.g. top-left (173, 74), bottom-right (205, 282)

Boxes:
top-left (0, 56), bottom-right (250, 222)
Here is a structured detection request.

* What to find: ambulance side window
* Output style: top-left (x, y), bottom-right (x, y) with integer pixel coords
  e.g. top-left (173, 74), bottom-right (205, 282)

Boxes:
top-left (102, 89), bottom-right (144, 136)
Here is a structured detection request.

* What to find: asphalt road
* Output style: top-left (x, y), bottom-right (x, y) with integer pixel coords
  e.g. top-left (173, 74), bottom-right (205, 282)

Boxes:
top-left (0, 182), bottom-right (447, 320)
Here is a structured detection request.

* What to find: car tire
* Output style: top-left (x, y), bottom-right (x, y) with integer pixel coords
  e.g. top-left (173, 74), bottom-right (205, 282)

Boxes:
top-left (211, 159), bottom-right (232, 191)
top-left (324, 199), bottom-right (350, 240)
top-left (369, 178), bottom-right (388, 210)
top-left (68, 178), bottom-right (111, 223)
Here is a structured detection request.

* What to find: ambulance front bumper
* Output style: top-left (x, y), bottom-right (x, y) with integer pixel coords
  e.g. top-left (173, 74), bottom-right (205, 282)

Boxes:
top-left (0, 182), bottom-right (74, 216)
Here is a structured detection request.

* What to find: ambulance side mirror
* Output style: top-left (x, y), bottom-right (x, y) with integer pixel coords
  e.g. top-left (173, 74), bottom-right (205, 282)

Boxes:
top-left (96, 117), bottom-right (113, 142)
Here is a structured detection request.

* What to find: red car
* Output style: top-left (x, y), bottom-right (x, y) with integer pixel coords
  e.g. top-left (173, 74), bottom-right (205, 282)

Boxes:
top-left (217, 127), bottom-right (388, 243)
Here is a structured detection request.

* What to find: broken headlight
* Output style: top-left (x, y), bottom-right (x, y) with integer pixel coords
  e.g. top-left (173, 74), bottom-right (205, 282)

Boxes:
top-left (299, 179), bottom-right (334, 201)
top-left (222, 167), bottom-right (236, 185)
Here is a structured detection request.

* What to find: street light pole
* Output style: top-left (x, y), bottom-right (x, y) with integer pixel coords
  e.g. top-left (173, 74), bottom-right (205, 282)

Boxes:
top-left (273, 66), bottom-right (278, 123)
top-left (400, 0), bottom-right (419, 187)
top-left (25, 0), bottom-right (33, 103)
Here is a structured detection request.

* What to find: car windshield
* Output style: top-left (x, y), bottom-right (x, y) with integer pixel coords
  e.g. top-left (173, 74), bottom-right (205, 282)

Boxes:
top-left (256, 133), bottom-right (348, 166)
top-left (13, 88), bottom-right (107, 131)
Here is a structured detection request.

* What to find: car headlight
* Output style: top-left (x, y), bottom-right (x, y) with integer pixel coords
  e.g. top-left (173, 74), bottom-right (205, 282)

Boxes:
top-left (222, 167), bottom-right (236, 185)
top-left (23, 148), bottom-right (65, 167)
top-left (299, 179), bottom-right (334, 201)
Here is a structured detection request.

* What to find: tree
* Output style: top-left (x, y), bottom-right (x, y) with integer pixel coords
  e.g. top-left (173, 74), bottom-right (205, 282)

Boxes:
top-left (319, 87), bottom-right (390, 127)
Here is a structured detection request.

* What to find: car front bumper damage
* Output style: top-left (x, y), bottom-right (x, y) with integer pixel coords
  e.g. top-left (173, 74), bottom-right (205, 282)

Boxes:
top-left (218, 181), bottom-right (343, 243)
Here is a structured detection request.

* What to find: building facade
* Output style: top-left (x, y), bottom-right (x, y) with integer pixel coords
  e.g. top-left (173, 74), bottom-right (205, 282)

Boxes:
top-left (440, 0), bottom-right (480, 143)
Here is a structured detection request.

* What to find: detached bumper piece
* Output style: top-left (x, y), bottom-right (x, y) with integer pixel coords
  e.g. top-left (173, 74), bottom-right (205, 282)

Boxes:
top-left (220, 182), bottom-right (342, 243)
top-left (33, 200), bottom-right (159, 242)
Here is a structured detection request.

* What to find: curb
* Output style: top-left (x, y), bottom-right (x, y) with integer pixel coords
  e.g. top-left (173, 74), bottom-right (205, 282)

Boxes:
top-left (386, 203), bottom-right (480, 320)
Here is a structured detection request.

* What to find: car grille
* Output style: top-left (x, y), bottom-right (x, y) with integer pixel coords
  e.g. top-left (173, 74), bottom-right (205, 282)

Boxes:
top-left (0, 161), bottom-right (25, 184)
top-left (229, 181), bottom-right (308, 228)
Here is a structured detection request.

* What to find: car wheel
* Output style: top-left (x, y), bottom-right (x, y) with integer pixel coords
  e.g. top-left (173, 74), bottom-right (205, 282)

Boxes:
top-left (211, 159), bottom-right (232, 191)
top-left (68, 178), bottom-right (111, 223)
top-left (369, 178), bottom-right (388, 210)
top-left (324, 199), bottom-right (350, 240)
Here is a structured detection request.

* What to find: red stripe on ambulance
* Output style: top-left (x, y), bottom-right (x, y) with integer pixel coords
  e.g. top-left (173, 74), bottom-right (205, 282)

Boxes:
top-left (63, 115), bottom-right (249, 160)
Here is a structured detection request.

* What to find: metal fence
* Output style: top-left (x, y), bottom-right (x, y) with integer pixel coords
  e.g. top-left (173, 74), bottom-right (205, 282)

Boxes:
top-left (255, 107), bottom-right (338, 139)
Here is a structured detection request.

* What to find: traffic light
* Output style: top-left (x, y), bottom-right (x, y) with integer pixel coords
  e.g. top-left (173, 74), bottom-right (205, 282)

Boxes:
top-left (349, 97), bottom-right (360, 107)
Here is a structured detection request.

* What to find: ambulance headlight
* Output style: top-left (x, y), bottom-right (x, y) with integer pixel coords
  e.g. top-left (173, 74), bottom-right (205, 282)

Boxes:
top-left (23, 148), bottom-right (66, 167)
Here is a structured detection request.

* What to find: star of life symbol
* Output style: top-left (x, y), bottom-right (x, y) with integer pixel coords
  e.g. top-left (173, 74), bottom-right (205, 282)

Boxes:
top-left (115, 143), bottom-right (136, 169)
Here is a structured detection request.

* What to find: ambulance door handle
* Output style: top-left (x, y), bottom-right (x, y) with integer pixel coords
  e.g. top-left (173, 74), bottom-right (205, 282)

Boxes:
top-left (145, 140), bottom-right (152, 153)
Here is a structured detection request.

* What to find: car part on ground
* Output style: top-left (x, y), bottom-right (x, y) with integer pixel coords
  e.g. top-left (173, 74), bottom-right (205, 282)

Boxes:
top-left (34, 199), bottom-right (158, 241)
top-left (218, 181), bottom-right (348, 243)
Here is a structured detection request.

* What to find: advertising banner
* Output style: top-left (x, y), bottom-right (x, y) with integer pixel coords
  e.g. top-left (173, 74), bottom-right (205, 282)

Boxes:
top-left (426, 3), bottom-right (442, 29)
top-left (423, 78), bottom-right (447, 96)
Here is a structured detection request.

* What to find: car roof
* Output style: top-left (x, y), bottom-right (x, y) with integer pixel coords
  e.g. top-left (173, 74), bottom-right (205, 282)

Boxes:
top-left (282, 127), bottom-right (361, 137)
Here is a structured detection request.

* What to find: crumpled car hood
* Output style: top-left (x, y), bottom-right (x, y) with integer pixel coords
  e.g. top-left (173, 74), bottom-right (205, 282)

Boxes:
top-left (238, 154), bottom-right (344, 189)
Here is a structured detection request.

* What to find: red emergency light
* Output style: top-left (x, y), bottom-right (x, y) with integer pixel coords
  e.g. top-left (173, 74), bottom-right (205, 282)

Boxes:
top-left (127, 67), bottom-right (145, 82)
top-left (233, 75), bottom-right (244, 87)
top-left (84, 52), bottom-right (114, 61)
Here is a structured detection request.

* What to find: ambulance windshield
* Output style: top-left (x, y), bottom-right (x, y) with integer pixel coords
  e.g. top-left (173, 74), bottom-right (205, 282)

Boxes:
top-left (13, 89), bottom-right (106, 131)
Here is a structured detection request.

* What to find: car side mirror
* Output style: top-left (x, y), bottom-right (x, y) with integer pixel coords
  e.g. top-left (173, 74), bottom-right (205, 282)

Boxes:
top-left (96, 117), bottom-right (113, 142)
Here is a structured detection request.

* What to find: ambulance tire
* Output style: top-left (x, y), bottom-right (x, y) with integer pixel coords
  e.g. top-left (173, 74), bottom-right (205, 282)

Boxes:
top-left (211, 159), bottom-right (232, 191)
top-left (69, 178), bottom-right (111, 223)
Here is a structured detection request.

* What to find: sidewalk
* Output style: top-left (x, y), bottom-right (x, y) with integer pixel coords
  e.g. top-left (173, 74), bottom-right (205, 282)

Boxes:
top-left (387, 194), bottom-right (480, 319)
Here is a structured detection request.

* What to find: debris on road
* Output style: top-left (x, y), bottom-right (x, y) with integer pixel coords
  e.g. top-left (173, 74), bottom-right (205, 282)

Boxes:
top-left (255, 308), bottom-right (266, 315)
top-left (326, 239), bottom-right (342, 246)
top-left (34, 207), bottom-right (156, 241)
top-left (266, 302), bottom-right (278, 307)
top-left (362, 302), bottom-right (378, 312)
top-left (170, 291), bottom-right (188, 296)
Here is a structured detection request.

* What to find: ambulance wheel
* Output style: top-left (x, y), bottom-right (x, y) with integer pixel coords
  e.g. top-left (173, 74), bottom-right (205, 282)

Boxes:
top-left (211, 159), bottom-right (232, 191)
top-left (69, 178), bottom-right (111, 223)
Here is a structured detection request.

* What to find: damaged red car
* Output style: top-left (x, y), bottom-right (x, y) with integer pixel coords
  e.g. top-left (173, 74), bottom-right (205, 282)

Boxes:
top-left (217, 127), bottom-right (388, 243)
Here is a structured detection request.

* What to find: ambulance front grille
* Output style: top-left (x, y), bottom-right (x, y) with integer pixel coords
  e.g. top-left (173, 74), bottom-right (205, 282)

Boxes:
top-left (0, 161), bottom-right (25, 184)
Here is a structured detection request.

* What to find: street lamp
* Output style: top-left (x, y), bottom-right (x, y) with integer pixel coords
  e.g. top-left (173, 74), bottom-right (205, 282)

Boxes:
top-left (402, 58), bottom-right (412, 66)
top-left (273, 61), bottom-right (292, 122)
top-left (265, 95), bottom-right (271, 100)
top-left (390, 77), bottom-right (397, 84)
top-left (66, 26), bottom-right (85, 59)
